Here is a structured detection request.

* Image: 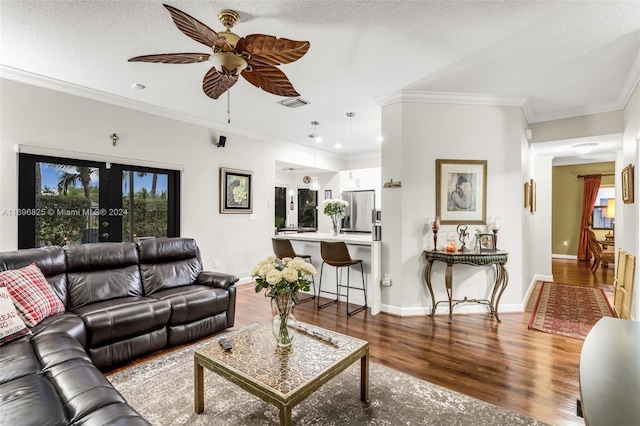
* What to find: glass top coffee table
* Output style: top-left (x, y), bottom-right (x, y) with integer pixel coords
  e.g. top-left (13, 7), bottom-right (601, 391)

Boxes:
top-left (194, 322), bottom-right (369, 426)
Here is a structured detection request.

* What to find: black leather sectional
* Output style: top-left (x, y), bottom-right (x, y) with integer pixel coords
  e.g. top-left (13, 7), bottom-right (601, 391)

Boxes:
top-left (0, 237), bottom-right (238, 425)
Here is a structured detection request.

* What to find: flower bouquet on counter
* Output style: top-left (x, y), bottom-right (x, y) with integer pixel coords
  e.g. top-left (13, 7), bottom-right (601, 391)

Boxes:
top-left (322, 198), bottom-right (349, 236)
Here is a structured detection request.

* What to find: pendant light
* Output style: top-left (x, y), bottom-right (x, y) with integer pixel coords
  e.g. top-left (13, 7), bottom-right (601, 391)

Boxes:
top-left (346, 112), bottom-right (356, 189)
top-left (308, 120), bottom-right (321, 191)
top-left (309, 148), bottom-right (320, 190)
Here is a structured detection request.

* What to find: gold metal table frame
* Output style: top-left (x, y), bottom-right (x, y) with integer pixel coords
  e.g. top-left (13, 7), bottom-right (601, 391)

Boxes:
top-left (194, 322), bottom-right (369, 426)
top-left (423, 250), bottom-right (509, 323)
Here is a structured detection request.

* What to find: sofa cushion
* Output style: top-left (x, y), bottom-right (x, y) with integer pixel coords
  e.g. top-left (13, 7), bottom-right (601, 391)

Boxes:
top-left (0, 285), bottom-right (31, 344)
top-left (0, 263), bottom-right (65, 327)
top-left (30, 312), bottom-right (87, 348)
top-left (65, 242), bottom-right (144, 309)
top-left (0, 246), bottom-right (69, 309)
top-left (0, 339), bottom-right (39, 385)
top-left (138, 238), bottom-right (202, 295)
top-left (150, 285), bottom-right (230, 325)
top-left (0, 373), bottom-right (69, 426)
top-left (72, 297), bottom-right (171, 347)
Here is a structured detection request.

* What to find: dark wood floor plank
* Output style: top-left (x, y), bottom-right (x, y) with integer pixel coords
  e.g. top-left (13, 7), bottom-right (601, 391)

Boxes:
top-left (234, 257), bottom-right (614, 425)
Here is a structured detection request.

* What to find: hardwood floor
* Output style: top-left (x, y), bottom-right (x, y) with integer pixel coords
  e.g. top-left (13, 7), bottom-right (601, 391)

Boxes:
top-left (233, 258), bottom-right (615, 425)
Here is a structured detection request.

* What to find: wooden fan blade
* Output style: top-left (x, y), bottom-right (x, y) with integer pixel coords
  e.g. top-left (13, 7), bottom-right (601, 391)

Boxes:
top-left (202, 66), bottom-right (239, 99)
top-left (128, 53), bottom-right (210, 64)
top-left (241, 64), bottom-right (300, 97)
top-left (163, 4), bottom-right (231, 51)
top-left (236, 34), bottom-right (310, 66)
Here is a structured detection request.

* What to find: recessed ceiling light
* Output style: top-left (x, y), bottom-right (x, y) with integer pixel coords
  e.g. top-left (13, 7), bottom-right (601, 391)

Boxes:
top-left (376, 136), bottom-right (384, 142)
top-left (572, 143), bottom-right (598, 154)
top-left (131, 83), bottom-right (146, 90)
top-left (334, 143), bottom-right (342, 149)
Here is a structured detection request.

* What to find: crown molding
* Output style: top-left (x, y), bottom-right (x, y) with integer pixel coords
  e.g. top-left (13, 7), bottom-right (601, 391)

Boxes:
top-left (0, 65), bottom-right (352, 161)
top-left (375, 53), bottom-right (640, 124)
top-left (375, 90), bottom-right (527, 108)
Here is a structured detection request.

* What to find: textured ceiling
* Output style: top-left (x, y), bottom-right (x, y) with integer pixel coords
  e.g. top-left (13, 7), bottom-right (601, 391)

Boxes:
top-left (1, 0), bottom-right (638, 162)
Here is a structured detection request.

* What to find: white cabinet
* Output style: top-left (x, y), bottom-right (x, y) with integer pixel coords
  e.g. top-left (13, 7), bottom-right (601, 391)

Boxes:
top-left (340, 168), bottom-right (379, 191)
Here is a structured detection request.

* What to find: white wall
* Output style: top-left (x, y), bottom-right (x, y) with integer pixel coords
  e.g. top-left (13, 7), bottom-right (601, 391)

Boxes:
top-left (381, 101), bottom-right (529, 315)
top-left (620, 82), bottom-right (639, 319)
top-left (0, 79), bottom-right (345, 281)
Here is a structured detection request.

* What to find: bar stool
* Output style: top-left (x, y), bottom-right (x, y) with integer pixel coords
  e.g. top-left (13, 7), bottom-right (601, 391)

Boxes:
top-left (317, 241), bottom-right (367, 316)
top-left (271, 238), bottom-right (315, 303)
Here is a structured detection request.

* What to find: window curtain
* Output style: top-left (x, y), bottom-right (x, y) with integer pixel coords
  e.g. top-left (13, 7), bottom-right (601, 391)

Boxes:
top-left (578, 175), bottom-right (602, 261)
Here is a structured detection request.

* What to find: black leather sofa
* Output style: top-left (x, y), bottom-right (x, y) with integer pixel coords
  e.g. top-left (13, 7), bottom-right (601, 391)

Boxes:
top-left (0, 237), bottom-right (238, 426)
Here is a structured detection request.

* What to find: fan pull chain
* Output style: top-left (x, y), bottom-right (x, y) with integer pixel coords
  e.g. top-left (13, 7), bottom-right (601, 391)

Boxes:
top-left (227, 90), bottom-right (231, 124)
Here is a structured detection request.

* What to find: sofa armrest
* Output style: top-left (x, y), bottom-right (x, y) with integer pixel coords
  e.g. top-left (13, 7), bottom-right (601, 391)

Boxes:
top-left (196, 271), bottom-right (238, 290)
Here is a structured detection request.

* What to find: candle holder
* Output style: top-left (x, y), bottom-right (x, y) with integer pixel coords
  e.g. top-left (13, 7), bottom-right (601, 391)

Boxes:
top-left (430, 217), bottom-right (440, 251)
top-left (490, 217), bottom-right (501, 249)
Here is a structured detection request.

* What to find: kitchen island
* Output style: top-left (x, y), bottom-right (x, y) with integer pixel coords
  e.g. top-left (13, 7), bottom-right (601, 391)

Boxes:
top-left (274, 233), bottom-right (382, 315)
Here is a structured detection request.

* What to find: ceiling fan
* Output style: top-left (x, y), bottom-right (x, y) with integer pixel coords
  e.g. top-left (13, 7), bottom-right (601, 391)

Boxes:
top-left (129, 4), bottom-right (310, 100)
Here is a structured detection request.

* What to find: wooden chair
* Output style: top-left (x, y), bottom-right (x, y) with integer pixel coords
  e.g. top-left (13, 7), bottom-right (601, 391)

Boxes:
top-left (317, 241), bottom-right (367, 316)
top-left (586, 228), bottom-right (614, 274)
top-left (613, 249), bottom-right (636, 319)
top-left (271, 238), bottom-right (315, 302)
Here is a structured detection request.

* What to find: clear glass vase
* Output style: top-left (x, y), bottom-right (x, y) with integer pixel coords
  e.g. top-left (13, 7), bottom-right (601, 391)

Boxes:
top-left (271, 294), bottom-right (297, 347)
top-left (331, 215), bottom-right (340, 236)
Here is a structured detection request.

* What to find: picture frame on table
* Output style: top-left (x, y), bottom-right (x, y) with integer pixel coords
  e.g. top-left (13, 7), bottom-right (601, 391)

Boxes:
top-left (478, 233), bottom-right (496, 252)
top-left (436, 159), bottom-right (487, 225)
top-left (220, 167), bottom-right (253, 214)
top-left (622, 164), bottom-right (634, 204)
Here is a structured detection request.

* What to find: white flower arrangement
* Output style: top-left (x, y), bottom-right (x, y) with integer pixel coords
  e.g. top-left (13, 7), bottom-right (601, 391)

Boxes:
top-left (251, 256), bottom-right (317, 303)
top-left (322, 198), bottom-right (349, 217)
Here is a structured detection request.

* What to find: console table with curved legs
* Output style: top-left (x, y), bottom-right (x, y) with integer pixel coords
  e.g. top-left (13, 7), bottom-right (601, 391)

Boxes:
top-left (423, 250), bottom-right (509, 323)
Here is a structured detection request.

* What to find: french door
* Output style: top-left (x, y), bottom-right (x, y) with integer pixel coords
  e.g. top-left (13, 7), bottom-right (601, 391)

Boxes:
top-left (18, 154), bottom-right (180, 249)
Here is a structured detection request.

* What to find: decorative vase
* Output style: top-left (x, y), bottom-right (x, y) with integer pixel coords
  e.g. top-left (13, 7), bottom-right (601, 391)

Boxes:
top-left (271, 293), bottom-right (297, 347)
top-left (330, 215), bottom-right (340, 236)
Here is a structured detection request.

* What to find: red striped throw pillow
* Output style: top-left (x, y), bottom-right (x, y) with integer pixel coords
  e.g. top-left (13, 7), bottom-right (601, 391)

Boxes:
top-left (0, 263), bottom-right (65, 327)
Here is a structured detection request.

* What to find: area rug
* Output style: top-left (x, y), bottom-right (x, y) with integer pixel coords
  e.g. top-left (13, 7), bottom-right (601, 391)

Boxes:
top-left (107, 329), bottom-right (546, 426)
top-left (528, 282), bottom-right (616, 339)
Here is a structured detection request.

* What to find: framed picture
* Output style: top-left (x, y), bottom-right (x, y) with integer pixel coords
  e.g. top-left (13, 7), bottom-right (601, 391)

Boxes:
top-left (220, 167), bottom-right (253, 213)
top-left (529, 178), bottom-right (537, 213)
top-left (436, 159), bottom-right (487, 224)
top-left (478, 233), bottom-right (496, 252)
top-left (622, 164), bottom-right (634, 204)
top-left (524, 182), bottom-right (531, 208)
top-left (324, 189), bottom-right (332, 200)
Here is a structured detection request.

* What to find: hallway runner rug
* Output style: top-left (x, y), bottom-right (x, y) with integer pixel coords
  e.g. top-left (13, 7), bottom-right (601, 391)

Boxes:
top-left (528, 282), bottom-right (616, 339)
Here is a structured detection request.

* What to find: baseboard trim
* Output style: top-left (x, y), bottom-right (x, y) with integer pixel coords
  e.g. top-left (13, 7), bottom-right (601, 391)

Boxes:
top-left (552, 254), bottom-right (577, 260)
top-left (379, 302), bottom-right (525, 317)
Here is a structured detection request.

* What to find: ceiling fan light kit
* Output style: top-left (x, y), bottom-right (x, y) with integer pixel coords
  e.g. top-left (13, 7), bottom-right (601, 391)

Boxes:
top-left (128, 4), bottom-right (310, 100)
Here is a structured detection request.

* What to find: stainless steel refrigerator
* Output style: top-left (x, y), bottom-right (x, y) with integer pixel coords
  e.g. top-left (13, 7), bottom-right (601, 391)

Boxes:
top-left (340, 190), bottom-right (375, 233)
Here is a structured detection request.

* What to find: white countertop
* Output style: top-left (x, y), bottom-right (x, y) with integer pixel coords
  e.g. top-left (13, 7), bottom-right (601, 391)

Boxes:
top-left (274, 232), bottom-right (373, 246)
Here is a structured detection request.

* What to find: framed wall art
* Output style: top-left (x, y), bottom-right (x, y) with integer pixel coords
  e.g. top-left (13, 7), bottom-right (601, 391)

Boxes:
top-left (324, 190), bottom-right (332, 200)
top-left (622, 163), bottom-right (634, 204)
top-left (529, 178), bottom-right (537, 213)
top-left (220, 167), bottom-right (253, 214)
top-left (436, 159), bottom-right (487, 224)
top-left (524, 181), bottom-right (531, 208)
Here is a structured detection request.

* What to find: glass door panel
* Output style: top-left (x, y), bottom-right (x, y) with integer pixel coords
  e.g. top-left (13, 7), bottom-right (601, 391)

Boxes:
top-left (18, 154), bottom-right (181, 248)
top-left (120, 170), bottom-right (169, 241)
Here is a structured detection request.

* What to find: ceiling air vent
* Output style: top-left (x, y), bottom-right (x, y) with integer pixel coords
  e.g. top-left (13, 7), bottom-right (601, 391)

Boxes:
top-left (277, 98), bottom-right (310, 108)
